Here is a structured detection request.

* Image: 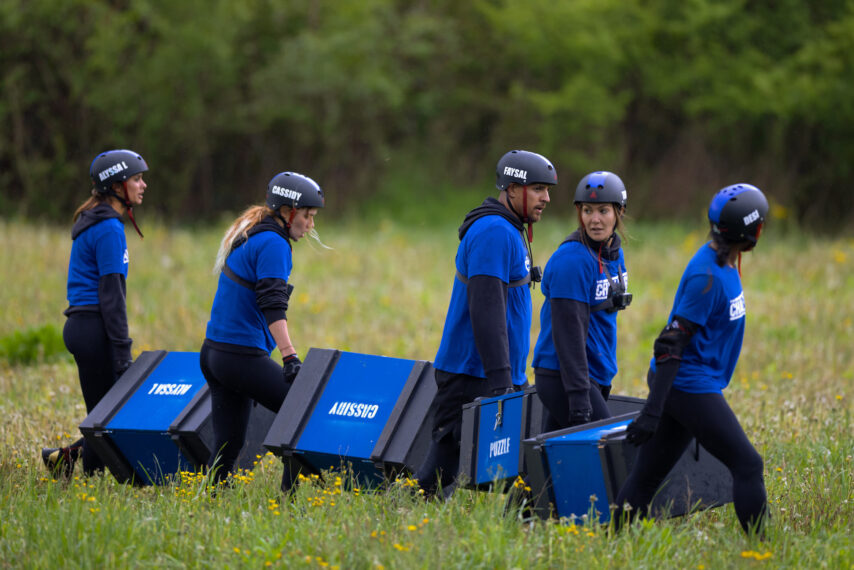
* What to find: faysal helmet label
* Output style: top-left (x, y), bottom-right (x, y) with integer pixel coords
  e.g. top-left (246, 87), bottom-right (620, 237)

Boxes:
top-left (328, 401), bottom-right (379, 419)
top-left (271, 186), bottom-right (302, 201)
top-left (503, 166), bottom-right (527, 181)
top-left (99, 161), bottom-right (128, 181)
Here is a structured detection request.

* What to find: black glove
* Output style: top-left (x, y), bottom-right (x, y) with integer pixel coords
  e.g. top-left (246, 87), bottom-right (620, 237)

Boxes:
top-left (598, 383), bottom-right (612, 401)
top-left (282, 354), bottom-right (302, 385)
top-left (625, 412), bottom-right (660, 446)
top-left (114, 359), bottom-right (133, 379)
top-left (568, 409), bottom-right (592, 427)
top-left (491, 386), bottom-right (515, 396)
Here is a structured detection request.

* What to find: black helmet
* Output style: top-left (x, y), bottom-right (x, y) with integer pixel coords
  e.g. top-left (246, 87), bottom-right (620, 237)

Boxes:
top-left (90, 149), bottom-right (148, 193)
top-left (574, 171), bottom-right (627, 209)
top-left (495, 150), bottom-right (558, 191)
top-left (708, 184), bottom-right (768, 245)
top-left (266, 172), bottom-right (325, 211)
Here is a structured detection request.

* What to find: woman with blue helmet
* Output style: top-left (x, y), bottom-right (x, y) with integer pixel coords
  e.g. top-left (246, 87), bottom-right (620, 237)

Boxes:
top-left (615, 184), bottom-right (769, 536)
top-left (42, 149), bottom-right (149, 477)
top-left (200, 171), bottom-right (324, 492)
top-left (532, 171), bottom-right (631, 430)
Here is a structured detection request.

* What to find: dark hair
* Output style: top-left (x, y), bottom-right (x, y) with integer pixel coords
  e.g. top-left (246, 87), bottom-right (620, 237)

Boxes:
top-left (708, 225), bottom-right (753, 267)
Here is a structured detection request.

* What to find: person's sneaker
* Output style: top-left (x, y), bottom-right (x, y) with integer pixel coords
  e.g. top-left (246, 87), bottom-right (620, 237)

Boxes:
top-left (41, 446), bottom-right (80, 479)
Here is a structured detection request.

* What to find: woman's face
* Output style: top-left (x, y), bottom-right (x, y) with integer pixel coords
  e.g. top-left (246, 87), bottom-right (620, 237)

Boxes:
top-left (288, 207), bottom-right (318, 241)
top-left (580, 202), bottom-right (617, 242)
top-left (117, 173), bottom-right (146, 206)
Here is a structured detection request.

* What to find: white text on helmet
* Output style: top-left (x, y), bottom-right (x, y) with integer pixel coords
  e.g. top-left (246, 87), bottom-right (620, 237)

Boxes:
top-left (98, 161), bottom-right (128, 181)
top-left (271, 186), bottom-right (302, 202)
top-left (743, 209), bottom-right (759, 226)
top-left (503, 167), bottom-right (528, 181)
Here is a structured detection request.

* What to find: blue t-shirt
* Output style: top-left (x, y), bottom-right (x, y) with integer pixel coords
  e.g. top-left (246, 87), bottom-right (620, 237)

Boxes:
top-left (205, 231), bottom-right (293, 353)
top-left (657, 243), bottom-right (745, 394)
top-left (532, 240), bottom-right (627, 386)
top-left (433, 215), bottom-right (532, 385)
top-left (67, 218), bottom-right (128, 305)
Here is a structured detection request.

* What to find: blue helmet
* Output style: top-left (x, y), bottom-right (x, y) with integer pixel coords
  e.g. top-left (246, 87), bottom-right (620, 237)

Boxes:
top-left (708, 184), bottom-right (768, 245)
top-left (266, 172), bottom-right (325, 211)
top-left (574, 171), bottom-right (627, 210)
top-left (495, 150), bottom-right (558, 191)
top-left (89, 149), bottom-right (148, 194)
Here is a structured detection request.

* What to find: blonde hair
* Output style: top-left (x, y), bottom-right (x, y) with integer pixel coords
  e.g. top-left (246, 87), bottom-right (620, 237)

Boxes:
top-left (213, 205), bottom-right (279, 274)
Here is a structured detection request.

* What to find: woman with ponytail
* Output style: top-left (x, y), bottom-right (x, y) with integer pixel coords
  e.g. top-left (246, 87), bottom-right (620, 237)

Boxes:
top-left (200, 171), bottom-right (325, 492)
top-left (42, 149), bottom-right (148, 477)
top-left (616, 184), bottom-right (770, 536)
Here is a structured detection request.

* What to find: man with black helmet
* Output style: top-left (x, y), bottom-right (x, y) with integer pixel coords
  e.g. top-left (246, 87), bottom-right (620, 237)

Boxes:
top-left (615, 184), bottom-right (769, 536)
top-left (42, 149), bottom-right (149, 477)
top-left (533, 171), bottom-right (631, 431)
top-left (200, 171), bottom-right (325, 492)
top-left (414, 150), bottom-right (557, 499)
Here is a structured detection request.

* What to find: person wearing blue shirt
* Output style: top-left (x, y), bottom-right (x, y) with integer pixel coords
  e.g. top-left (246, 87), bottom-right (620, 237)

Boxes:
top-left (414, 150), bottom-right (558, 499)
top-left (616, 184), bottom-right (770, 536)
top-left (200, 171), bottom-right (324, 492)
top-left (42, 149), bottom-right (149, 477)
top-left (533, 171), bottom-right (631, 430)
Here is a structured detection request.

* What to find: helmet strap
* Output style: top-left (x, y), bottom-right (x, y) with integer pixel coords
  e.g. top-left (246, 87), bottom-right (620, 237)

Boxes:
top-left (120, 182), bottom-right (144, 239)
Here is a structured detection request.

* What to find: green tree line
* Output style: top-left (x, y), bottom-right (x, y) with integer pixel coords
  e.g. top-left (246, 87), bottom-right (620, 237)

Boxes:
top-left (2, 0), bottom-right (852, 230)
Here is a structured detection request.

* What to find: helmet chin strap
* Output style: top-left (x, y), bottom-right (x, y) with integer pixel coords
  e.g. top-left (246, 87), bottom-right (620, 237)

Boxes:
top-left (119, 182), bottom-right (144, 239)
top-left (507, 185), bottom-right (533, 243)
top-left (274, 206), bottom-right (297, 233)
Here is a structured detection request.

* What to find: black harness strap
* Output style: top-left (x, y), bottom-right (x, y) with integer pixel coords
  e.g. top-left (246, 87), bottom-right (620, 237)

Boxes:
top-left (591, 263), bottom-right (629, 313)
top-left (455, 269), bottom-right (531, 288)
top-left (221, 217), bottom-right (293, 297)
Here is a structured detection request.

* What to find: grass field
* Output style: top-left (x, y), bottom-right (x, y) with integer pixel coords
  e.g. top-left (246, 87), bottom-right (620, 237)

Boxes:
top-left (0, 215), bottom-right (851, 568)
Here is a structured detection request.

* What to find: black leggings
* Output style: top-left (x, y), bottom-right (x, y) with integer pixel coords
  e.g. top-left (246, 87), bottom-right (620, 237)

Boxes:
top-left (63, 312), bottom-right (117, 474)
top-left (199, 343), bottom-right (290, 484)
top-left (534, 369), bottom-right (610, 432)
top-left (615, 389), bottom-right (767, 534)
top-left (413, 370), bottom-right (495, 496)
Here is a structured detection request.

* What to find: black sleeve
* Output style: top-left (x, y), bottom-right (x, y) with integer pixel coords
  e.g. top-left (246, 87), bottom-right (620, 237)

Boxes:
top-left (551, 298), bottom-right (592, 415)
top-left (255, 278), bottom-right (291, 325)
top-left (98, 273), bottom-right (132, 364)
top-left (467, 274), bottom-right (512, 393)
top-left (644, 315), bottom-right (700, 417)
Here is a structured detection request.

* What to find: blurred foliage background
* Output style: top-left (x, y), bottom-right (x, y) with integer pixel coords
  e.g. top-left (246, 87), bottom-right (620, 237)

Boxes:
top-left (2, 0), bottom-right (852, 230)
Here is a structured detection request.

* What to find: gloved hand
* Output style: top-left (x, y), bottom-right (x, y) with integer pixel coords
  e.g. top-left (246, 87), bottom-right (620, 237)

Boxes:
top-left (282, 354), bottom-right (302, 385)
top-left (598, 384), bottom-right (612, 401)
top-left (114, 359), bottom-right (133, 379)
top-left (625, 412), bottom-right (659, 446)
top-left (491, 386), bottom-right (515, 396)
top-left (568, 409), bottom-right (592, 427)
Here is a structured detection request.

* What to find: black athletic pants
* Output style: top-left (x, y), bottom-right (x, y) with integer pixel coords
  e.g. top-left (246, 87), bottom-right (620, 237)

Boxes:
top-left (614, 388), bottom-right (767, 534)
top-left (199, 342), bottom-right (293, 487)
top-left (63, 312), bottom-right (117, 474)
top-left (414, 370), bottom-right (500, 496)
top-left (534, 368), bottom-right (610, 432)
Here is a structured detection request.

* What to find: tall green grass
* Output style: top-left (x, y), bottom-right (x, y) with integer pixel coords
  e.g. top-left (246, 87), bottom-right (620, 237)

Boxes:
top-left (0, 217), bottom-right (851, 568)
